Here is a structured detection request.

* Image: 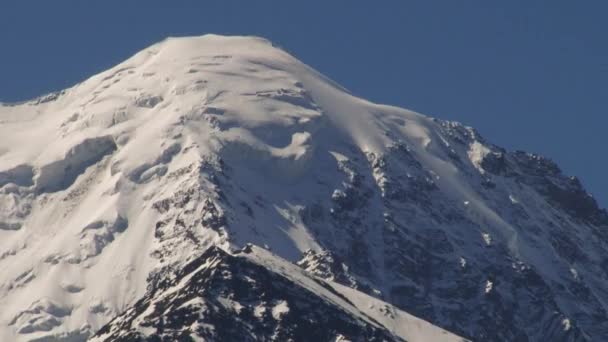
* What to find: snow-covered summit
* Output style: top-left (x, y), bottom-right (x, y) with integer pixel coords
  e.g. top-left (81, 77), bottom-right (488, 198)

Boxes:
top-left (1, 35), bottom-right (606, 341)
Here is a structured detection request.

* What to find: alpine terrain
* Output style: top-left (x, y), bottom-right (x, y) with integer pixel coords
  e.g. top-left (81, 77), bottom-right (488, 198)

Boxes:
top-left (0, 35), bottom-right (606, 341)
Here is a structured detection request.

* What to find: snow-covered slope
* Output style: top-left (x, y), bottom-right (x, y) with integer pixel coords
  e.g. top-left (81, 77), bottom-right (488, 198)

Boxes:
top-left (0, 35), bottom-right (606, 341)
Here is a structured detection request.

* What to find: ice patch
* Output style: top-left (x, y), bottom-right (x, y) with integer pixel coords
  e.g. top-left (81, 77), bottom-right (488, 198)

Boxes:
top-left (562, 318), bottom-right (571, 331)
top-left (570, 267), bottom-right (579, 281)
top-left (271, 300), bottom-right (289, 320)
top-left (253, 304), bottom-right (267, 319)
top-left (482, 232), bottom-right (492, 246)
top-left (485, 280), bottom-right (493, 294)
top-left (467, 141), bottom-right (491, 174)
top-left (216, 296), bottom-right (244, 314)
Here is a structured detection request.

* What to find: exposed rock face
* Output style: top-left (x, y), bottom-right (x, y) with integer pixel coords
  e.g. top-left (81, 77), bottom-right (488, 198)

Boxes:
top-left (91, 246), bottom-right (408, 342)
top-left (0, 35), bottom-right (605, 341)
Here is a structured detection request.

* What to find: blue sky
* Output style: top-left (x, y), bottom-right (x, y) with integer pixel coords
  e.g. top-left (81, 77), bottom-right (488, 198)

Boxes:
top-left (1, 1), bottom-right (606, 206)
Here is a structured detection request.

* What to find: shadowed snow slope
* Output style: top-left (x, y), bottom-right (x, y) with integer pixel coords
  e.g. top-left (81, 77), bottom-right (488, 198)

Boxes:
top-left (0, 35), bottom-right (606, 341)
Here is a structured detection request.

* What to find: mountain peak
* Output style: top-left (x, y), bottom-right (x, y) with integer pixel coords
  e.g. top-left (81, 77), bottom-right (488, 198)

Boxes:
top-left (1, 35), bottom-right (606, 341)
top-left (138, 34), bottom-right (285, 65)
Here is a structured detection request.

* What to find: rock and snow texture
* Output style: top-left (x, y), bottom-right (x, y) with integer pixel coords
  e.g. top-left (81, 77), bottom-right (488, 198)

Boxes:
top-left (0, 35), bottom-right (606, 341)
top-left (91, 245), bottom-right (463, 342)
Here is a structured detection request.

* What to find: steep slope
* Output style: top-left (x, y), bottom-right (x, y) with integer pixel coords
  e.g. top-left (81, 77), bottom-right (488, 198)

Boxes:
top-left (0, 35), bottom-right (606, 341)
top-left (91, 245), bottom-right (463, 342)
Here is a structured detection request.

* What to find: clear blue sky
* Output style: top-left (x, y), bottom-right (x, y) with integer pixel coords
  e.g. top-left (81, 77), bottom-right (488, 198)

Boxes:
top-left (1, 1), bottom-right (606, 207)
